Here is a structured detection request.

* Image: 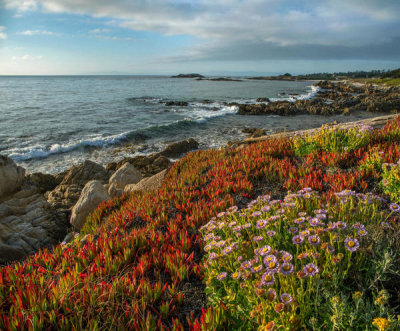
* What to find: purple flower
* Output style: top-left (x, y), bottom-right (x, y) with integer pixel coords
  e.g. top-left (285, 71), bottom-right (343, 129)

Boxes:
top-left (326, 245), bottom-right (335, 253)
top-left (251, 264), bottom-right (263, 273)
top-left (261, 272), bottom-right (275, 286)
top-left (381, 221), bottom-right (390, 228)
top-left (298, 212), bottom-right (307, 217)
top-left (292, 235), bottom-right (304, 245)
top-left (390, 203), bottom-right (400, 212)
top-left (344, 237), bottom-right (360, 252)
top-left (233, 225), bottom-right (242, 232)
top-left (316, 213), bottom-right (327, 220)
top-left (217, 212), bottom-right (226, 218)
top-left (253, 235), bottom-right (264, 242)
top-left (243, 223), bottom-right (252, 229)
top-left (281, 252), bottom-right (293, 262)
top-left (335, 221), bottom-right (347, 230)
top-left (261, 206), bottom-right (271, 212)
top-left (303, 263), bottom-right (319, 277)
top-left (217, 272), bottom-right (227, 280)
top-left (294, 217), bottom-right (306, 224)
top-left (241, 261), bottom-right (252, 269)
top-left (267, 231), bottom-right (276, 237)
top-left (309, 218), bottom-right (321, 227)
top-left (256, 219), bottom-right (267, 229)
top-left (308, 235), bottom-right (321, 246)
top-left (222, 246), bottom-right (233, 255)
top-left (252, 211), bottom-right (262, 217)
top-left (289, 227), bottom-right (298, 234)
top-left (280, 263), bottom-right (294, 275)
top-left (358, 229), bottom-right (368, 237)
top-left (280, 293), bottom-right (293, 304)
top-left (259, 245), bottom-right (271, 256)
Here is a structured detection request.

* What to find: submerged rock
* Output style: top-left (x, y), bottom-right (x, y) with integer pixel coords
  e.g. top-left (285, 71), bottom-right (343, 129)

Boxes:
top-left (164, 101), bottom-right (189, 107)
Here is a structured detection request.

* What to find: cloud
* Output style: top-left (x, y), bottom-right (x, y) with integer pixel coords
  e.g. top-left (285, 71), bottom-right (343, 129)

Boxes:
top-left (89, 28), bottom-right (111, 34)
top-left (0, 26), bottom-right (7, 39)
top-left (11, 54), bottom-right (43, 61)
top-left (18, 30), bottom-right (54, 36)
top-left (4, 0), bottom-right (400, 61)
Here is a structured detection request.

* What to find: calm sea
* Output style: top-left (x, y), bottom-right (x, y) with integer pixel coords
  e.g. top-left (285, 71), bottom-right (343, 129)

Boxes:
top-left (0, 75), bottom-right (376, 174)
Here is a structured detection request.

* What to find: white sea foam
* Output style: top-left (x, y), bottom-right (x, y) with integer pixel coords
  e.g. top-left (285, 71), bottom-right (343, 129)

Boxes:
top-left (7, 131), bottom-right (131, 161)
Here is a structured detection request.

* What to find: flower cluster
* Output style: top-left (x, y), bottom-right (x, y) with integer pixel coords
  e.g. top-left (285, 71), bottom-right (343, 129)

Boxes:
top-left (201, 188), bottom-right (398, 329)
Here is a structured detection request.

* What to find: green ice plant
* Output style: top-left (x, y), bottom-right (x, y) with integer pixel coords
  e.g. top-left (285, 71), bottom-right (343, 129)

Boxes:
top-left (381, 161), bottom-right (400, 203)
top-left (200, 189), bottom-right (400, 330)
top-left (293, 123), bottom-right (373, 156)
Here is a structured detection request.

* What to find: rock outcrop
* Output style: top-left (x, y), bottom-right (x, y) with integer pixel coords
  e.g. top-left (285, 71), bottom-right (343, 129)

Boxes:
top-left (124, 169), bottom-right (168, 193)
top-left (164, 101), bottom-right (189, 107)
top-left (160, 138), bottom-right (199, 158)
top-left (70, 181), bottom-right (110, 230)
top-left (0, 187), bottom-right (69, 265)
top-left (47, 160), bottom-right (109, 210)
top-left (108, 163), bottom-right (142, 196)
top-left (0, 155), bottom-right (25, 199)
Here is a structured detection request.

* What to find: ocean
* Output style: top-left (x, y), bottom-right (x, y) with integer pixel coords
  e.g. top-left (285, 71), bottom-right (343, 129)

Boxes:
top-left (0, 75), bottom-right (376, 174)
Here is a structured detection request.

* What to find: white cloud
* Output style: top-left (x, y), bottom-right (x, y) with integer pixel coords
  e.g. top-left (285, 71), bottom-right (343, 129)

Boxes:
top-left (11, 54), bottom-right (43, 61)
top-left (0, 26), bottom-right (7, 40)
top-left (18, 30), bottom-right (54, 36)
top-left (89, 28), bottom-right (111, 34)
top-left (3, 0), bottom-right (400, 61)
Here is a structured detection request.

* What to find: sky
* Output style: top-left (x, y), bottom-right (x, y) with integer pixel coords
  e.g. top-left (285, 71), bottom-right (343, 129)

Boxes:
top-left (0, 0), bottom-right (399, 75)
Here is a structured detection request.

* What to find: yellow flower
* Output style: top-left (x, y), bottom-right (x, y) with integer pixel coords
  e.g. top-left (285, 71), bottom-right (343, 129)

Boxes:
top-left (372, 317), bottom-right (390, 330)
top-left (353, 291), bottom-right (363, 299)
top-left (331, 296), bottom-right (339, 305)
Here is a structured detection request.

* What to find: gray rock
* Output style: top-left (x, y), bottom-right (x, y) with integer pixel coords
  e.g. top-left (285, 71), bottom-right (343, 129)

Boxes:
top-left (0, 154), bottom-right (25, 199)
top-left (160, 138), bottom-right (199, 158)
top-left (108, 163), bottom-right (142, 196)
top-left (124, 169), bottom-right (168, 193)
top-left (71, 180), bottom-right (110, 230)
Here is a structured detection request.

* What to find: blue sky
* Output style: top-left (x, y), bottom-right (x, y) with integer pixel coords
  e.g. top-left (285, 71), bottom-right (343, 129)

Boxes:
top-left (0, 0), bottom-right (399, 75)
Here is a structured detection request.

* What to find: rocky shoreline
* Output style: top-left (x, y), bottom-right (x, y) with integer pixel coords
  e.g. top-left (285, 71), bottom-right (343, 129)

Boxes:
top-left (1, 80), bottom-right (399, 265)
top-left (237, 80), bottom-right (400, 116)
top-left (0, 138), bottom-right (199, 265)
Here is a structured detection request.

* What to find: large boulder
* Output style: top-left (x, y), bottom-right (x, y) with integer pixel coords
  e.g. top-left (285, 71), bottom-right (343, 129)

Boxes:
top-left (124, 169), bottom-right (168, 193)
top-left (160, 138), bottom-right (199, 158)
top-left (60, 160), bottom-right (109, 186)
top-left (0, 155), bottom-right (25, 199)
top-left (70, 180), bottom-right (110, 230)
top-left (108, 163), bottom-right (142, 196)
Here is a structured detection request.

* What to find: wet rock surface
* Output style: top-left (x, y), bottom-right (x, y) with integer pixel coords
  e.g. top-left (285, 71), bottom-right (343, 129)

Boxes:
top-left (237, 81), bottom-right (400, 116)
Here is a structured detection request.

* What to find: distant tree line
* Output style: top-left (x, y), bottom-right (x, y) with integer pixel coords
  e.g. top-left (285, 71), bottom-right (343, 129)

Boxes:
top-left (293, 68), bottom-right (399, 80)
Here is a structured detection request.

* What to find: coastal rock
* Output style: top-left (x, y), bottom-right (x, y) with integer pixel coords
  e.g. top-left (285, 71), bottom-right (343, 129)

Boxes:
top-left (60, 160), bottom-right (109, 186)
top-left (256, 98), bottom-right (271, 102)
top-left (160, 138), bottom-right (199, 157)
top-left (108, 163), bottom-right (142, 196)
top-left (164, 101), bottom-right (189, 107)
top-left (47, 161), bottom-right (109, 211)
top-left (124, 169), bottom-right (168, 193)
top-left (70, 180), bottom-right (110, 230)
top-left (0, 188), bottom-right (69, 264)
top-left (47, 184), bottom-right (82, 210)
top-left (107, 154), bottom-right (172, 177)
top-left (171, 73), bottom-right (204, 78)
top-left (0, 155), bottom-right (25, 199)
top-left (27, 172), bottom-right (59, 193)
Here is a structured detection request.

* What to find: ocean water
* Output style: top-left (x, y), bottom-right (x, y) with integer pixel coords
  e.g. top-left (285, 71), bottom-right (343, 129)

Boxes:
top-left (0, 75), bottom-right (376, 174)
